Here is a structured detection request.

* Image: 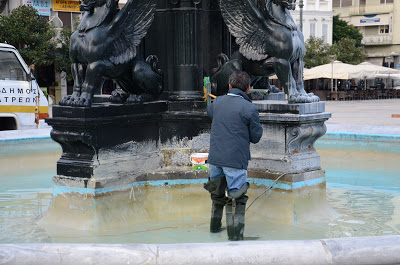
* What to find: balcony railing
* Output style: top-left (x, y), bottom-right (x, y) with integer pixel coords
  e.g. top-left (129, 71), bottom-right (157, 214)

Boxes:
top-left (362, 35), bottom-right (392, 45)
top-left (350, 4), bottom-right (393, 15)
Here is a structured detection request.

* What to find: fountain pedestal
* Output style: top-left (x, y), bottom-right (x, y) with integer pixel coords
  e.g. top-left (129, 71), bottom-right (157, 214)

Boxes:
top-left (46, 101), bottom-right (210, 197)
top-left (249, 101), bottom-right (331, 192)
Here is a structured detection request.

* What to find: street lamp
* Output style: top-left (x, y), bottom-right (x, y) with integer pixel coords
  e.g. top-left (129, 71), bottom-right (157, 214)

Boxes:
top-left (299, 0), bottom-right (304, 32)
top-left (329, 55), bottom-right (335, 93)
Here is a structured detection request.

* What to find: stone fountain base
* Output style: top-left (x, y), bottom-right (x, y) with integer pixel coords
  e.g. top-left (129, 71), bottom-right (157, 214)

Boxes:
top-left (249, 100), bottom-right (331, 192)
top-left (46, 100), bottom-right (331, 197)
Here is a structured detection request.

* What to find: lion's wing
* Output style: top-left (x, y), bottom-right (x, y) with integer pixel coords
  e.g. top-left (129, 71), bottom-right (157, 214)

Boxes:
top-left (108, 0), bottom-right (157, 65)
top-left (220, 0), bottom-right (271, 61)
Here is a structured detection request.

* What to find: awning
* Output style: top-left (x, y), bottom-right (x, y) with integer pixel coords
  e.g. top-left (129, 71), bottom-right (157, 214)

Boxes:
top-left (357, 62), bottom-right (400, 79)
top-left (303, 61), bottom-right (400, 81)
top-left (376, 74), bottom-right (400, 79)
top-left (303, 61), bottom-right (363, 80)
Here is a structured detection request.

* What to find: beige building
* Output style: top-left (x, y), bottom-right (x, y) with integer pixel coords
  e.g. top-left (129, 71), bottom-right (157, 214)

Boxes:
top-left (333, 0), bottom-right (400, 68)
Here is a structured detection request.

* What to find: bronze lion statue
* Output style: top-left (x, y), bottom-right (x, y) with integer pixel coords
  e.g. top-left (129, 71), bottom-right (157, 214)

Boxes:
top-left (211, 0), bottom-right (319, 103)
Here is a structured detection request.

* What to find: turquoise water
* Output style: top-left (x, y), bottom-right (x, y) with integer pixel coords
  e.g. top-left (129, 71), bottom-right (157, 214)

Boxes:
top-left (318, 136), bottom-right (400, 238)
top-left (0, 136), bottom-right (399, 243)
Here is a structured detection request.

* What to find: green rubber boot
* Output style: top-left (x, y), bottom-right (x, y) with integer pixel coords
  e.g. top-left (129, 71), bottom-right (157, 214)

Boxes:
top-left (204, 177), bottom-right (227, 233)
top-left (226, 183), bottom-right (249, 241)
top-left (226, 199), bottom-right (246, 240)
top-left (210, 202), bottom-right (225, 233)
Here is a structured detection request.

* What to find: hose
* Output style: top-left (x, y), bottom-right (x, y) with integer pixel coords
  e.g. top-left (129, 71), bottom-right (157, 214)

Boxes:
top-left (245, 172), bottom-right (290, 212)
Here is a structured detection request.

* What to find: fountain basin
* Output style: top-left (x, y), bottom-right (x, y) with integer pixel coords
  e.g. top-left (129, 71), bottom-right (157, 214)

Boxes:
top-left (1, 132), bottom-right (400, 264)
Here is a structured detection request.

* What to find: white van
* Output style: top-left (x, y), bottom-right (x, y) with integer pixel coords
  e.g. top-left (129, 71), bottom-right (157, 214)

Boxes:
top-left (0, 43), bottom-right (49, 130)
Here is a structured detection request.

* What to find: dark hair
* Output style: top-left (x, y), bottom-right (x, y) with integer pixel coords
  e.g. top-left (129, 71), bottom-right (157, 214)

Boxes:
top-left (229, 71), bottom-right (250, 92)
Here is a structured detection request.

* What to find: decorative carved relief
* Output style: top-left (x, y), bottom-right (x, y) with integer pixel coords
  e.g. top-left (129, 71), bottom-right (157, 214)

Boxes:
top-left (287, 123), bottom-right (327, 154)
top-left (51, 129), bottom-right (97, 161)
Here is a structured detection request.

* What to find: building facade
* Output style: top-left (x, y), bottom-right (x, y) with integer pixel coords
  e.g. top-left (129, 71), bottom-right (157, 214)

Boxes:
top-left (121, 0), bottom-right (335, 46)
top-left (290, 0), bottom-right (335, 45)
top-left (0, 0), bottom-right (82, 103)
top-left (333, 0), bottom-right (400, 68)
top-left (1, 0), bottom-right (81, 30)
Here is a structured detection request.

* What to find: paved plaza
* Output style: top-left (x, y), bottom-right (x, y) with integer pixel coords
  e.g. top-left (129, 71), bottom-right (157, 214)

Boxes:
top-left (325, 99), bottom-right (400, 135)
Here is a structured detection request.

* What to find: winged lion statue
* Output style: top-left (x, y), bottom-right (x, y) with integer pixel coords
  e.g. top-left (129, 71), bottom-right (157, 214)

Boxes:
top-left (59, 0), bottom-right (163, 107)
top-left (211, 0), bottom-right (319, 103)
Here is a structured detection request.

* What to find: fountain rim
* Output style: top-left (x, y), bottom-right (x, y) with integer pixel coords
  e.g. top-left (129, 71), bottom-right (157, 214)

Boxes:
top-left (1, 235), bottom-right (400, 264)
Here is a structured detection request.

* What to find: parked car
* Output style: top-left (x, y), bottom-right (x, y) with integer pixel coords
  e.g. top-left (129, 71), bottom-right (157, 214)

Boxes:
top-left (0, 43), bottom-right (49, 130)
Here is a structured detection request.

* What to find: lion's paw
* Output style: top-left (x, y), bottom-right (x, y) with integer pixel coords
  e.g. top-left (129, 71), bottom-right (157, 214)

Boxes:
top-left (109, 89), bottom-right (129, 103)
top-left (288, 93), bottom-right (320, 103)
top-left (126, 93), bottom-right (154, 103)
top-left (71, 97), bottom-right (92, 107)
top-left (58, 96), bottom-right (71, 106)
top-left (311, 95), bottom-right (320, 102)
top-left (306, 93), bottom-right (320, 102)
top-left (59, 95), bottom-right (78, 106)
top-left (126, 94), bottom-right (140, 103)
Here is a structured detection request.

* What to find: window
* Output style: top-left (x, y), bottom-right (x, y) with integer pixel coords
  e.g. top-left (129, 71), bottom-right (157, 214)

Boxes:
top-left (322, 24), bottom-right (328, 43)
top-left (359, 0), bottom-right (366, 6)
top-left (380, 0), bottom-right (393, 3)
top-left (58, 12), bottom-right (72, 29)
top-left (333, 0), bottom-right (340, 7)
top-left (379, 25), bottom-right (389, 34)
top-left (342, 0), bottom-right (352, 6)
top-left (0, 51), bottom-right (28, 81)
top-left (310, 23), bottom-right (316, 37)
top-left (332, 0), bottom-right (353, 7)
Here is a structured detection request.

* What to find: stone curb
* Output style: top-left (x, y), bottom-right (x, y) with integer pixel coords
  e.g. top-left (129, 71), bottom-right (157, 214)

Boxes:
top-left (323, 132), bottom-right (400, 141)
top-left (1, 235), bottom-right (400, 265)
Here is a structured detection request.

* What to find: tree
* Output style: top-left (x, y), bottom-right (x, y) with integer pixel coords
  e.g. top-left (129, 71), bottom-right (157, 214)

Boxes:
top-left (333, 15), bottom-right (363, 47)
top-left (54, 15), bottom-right (82, 81)
top-left (330, 38), bottom-right (366, 65)
top-left (304, 36), bottom-right (366, 67)
top-left (54, 27), bottom-right (73, 81)
top-left (304, 36), bottom-right (331, 69)
top-left (0, 5), bottom-right (56, 67)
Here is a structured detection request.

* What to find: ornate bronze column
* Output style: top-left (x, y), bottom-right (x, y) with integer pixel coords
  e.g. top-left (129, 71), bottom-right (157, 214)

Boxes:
top-left (143, 0), bottom-right (229, 103)
top-left (168, 0), bottom-right (203, 101)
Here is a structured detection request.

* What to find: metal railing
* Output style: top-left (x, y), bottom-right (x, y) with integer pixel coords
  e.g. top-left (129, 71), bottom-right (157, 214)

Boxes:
top-left (362, 34), bottom-right (392, 45)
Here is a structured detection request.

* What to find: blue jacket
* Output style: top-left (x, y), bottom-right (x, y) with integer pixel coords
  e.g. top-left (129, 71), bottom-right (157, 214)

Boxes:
top-left (207, 88), bottom-right (263, 169)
